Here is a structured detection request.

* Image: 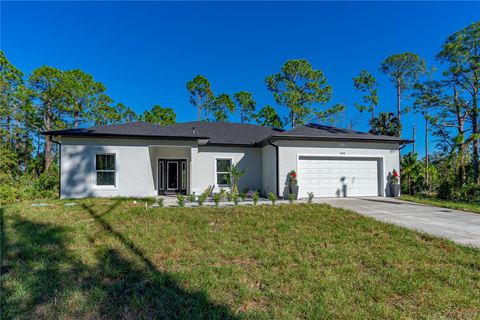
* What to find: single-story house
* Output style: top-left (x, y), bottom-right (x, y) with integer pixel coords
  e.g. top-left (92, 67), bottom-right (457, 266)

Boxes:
top-left (43, 121), bottom-right (411, 199)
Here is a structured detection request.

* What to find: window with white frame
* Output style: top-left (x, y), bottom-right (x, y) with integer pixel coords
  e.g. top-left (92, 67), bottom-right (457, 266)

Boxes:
top-left (95, 154), bottom-right (116, 186)
top-left (216, 158), bottom-right (231, 186)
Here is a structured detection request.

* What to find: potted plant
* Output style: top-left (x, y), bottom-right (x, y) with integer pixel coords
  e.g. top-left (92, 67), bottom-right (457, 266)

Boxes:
top-left (288, 170), bottom-right (299, 199)
top-left (389, 169), bottom-right (400, 197)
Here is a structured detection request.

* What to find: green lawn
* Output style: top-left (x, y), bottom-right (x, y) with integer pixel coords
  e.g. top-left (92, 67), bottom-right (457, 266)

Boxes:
top-left (400, 195), bottom-right (480, 214)
top-left (1, 199), bottom-right (479, 319)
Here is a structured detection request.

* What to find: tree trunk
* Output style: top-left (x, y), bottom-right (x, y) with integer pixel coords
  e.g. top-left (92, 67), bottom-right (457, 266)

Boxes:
top-left (44, 104), bottom-right (53, 171)
top-left (14, 117), bottom-right (20, 175)
top-left (408, 176), bottom-right (412, 195)
top-left (454, 85), bottom-right (467, 184)
top-left (396, 80), bottom-right (401, 136)
top-left (24, 117), bottom-right (29, 173)
top-left (6, 114), bottom-right (11, 149)
top-left (425, 117), bottom-right (429, 192)
top-left (291, 110), bottom-right (295, 129)
top-left (412, 122), bottom-right (416, 154)
top-left (472, 93), bottom-right (479, 183)
top-left (37, 132), bottom-right (41, 158)
top-left (45, 134), bottom-right (53, 171)
top-left (197, 93), bottom-right (201, 121)
top-left (74, 111), bottom-right (79, 128)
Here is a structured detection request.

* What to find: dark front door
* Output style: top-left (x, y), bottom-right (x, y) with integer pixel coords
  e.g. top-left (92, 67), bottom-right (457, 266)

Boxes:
top-left (158, 159), bottom-right (187, 195)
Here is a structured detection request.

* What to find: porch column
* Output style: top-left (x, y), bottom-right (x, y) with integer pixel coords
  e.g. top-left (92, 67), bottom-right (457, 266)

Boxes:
top-left (190, 145), bottom-right (199, 195)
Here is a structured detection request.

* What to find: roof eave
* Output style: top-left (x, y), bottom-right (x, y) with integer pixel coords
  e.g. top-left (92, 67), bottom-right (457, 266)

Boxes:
top-left (44, 132), bottom-right (209, 141)
top-left (257, 135), bottom-right (412, 146)
top-left (204, 142), bottom-right (257, 147)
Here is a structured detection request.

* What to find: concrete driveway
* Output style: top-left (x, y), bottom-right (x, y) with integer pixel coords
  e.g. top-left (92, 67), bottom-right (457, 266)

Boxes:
top-left (315, 197), bottom-right (480, 249)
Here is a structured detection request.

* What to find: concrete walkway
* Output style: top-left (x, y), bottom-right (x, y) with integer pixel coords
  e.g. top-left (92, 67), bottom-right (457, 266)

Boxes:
top-left (315, 197), bottom-right (480, 249)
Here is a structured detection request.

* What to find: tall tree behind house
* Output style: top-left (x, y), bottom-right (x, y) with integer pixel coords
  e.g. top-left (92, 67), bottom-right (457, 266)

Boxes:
top-left (437, 22), bottom-right (480, 183)
top-left (380, 52), bottom-right (427, 136)
top-left (266, 59), bottom-right (333, 129)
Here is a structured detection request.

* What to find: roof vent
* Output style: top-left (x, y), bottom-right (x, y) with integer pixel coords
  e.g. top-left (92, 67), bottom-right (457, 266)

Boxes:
top-left (192, 126), bottom-right (195, 134)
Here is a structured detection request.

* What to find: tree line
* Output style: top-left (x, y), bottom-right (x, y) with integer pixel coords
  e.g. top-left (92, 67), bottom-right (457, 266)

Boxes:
top-left (0, 22), bottom-right (478, 203)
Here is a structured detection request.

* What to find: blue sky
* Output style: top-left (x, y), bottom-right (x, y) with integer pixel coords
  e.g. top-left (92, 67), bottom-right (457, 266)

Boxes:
top-left (2, 2), bottom-right (479, 156)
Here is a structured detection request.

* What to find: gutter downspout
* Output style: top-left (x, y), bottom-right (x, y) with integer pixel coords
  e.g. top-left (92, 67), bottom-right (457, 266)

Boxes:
top-left (267, 138), bottom-right (279, 197)
top-left (49, 135), bottom-right (61, 199)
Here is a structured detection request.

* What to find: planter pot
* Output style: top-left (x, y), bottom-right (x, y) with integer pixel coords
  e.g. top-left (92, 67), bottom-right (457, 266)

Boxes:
top-left (389, 183), bottom-right (400, 197)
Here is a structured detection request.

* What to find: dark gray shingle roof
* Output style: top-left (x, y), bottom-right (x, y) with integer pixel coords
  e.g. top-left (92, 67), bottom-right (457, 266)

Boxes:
top-left (43, 121), bottom-right (207, 139)
top-left (270, 123), bottom-right (411, 143)
top-left (43, 121), bottom-right (411, 145)
top-left (43, 121), bottom-right (284, 145)
top-left (159, 121), bottom-right (284, 145)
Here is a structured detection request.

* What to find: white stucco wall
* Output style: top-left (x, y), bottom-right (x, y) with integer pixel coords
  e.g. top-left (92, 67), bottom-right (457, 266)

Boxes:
top-left (276, 140), bottom-right (400, 197)
top-left (59, 136), bottom-right (400, 199)
top-left (261, 145), bottom-right (276, 196)
top-left (59, 137), bottom-right (196, 198)
top-left (192, 146), bottom-right (263, 194)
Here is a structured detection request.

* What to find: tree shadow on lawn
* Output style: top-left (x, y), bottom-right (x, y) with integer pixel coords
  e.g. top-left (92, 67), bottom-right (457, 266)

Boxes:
top-left (1, 203), bottom-right (236, 319)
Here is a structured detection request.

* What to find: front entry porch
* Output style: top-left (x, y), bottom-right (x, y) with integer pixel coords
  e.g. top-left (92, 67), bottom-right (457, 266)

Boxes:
top-left (158, 159), bottom-right (188, 195)
top-left (149, 144), bottom-right (195, 196)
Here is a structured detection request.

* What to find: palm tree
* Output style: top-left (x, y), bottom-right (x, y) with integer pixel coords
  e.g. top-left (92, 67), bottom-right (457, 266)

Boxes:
top-left (227, 164), bottom-right (248, 195)
top-left (401, 152), bottom-right (423, 195)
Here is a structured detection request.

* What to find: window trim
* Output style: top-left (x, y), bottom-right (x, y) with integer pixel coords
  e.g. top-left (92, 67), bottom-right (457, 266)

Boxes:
top-left (214, 157), bottom-right (233, 187)
top-left (94, 153), bottom-right (117, 188)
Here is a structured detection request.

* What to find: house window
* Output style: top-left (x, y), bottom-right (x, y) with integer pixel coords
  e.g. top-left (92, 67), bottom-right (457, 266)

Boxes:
top-left (96, 154), bottom-right (116, 186)
top-left (216, 158), bottom-right (231, 186)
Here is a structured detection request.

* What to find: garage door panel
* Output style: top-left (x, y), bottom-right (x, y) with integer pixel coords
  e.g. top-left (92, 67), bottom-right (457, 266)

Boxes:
top-left (298, 157), bottom-right (379, 198)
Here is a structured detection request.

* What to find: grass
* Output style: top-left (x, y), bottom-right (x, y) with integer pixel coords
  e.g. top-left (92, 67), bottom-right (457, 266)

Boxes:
top-left (401, 195), bottom-right (480, 214)
top-left (1, 199), bottom-right (479, 319)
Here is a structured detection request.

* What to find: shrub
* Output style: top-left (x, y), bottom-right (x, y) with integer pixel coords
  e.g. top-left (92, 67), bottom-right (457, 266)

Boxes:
top-left (176, 194), bottom-right (185, 207)
top-left (204, 185), bottom-right (214, 197)
top-left (240, 192), bottom-right (247, 202)
top-left (307, 192), bottom-right (314, 204)
top-left (288, 193), bottom-right (295, 204)
top-left (226, 191), bottom-right (233, 201)
top-left (232, 193), bottom-right (239, 206)
top-left (437, 180), bottom-right (459, 201)
top-left (460, 184), bottom-right (480, 203)
top-left (157, 198), bottom-right (164, 208)
top-left (218, 188), bottom-right (226, 200)
top-left (0, 183), bottom-right (18, 205)
top-left (0, 168), bottom-right (60, 205)
top-left (188, 193), bottom-right (196, 202)
top-left (212, 193), bottom-right (222, 207)
top-left (252, 191), bottom-right (259, 205)
top-left (268, 192), bottom-right (277, 205)
top-left (197, 193), bottom-right (208, 207)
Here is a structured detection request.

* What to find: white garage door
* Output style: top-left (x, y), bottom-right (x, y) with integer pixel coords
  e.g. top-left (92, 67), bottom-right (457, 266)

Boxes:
top-left (298, 157), bottom-right (379, 198)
